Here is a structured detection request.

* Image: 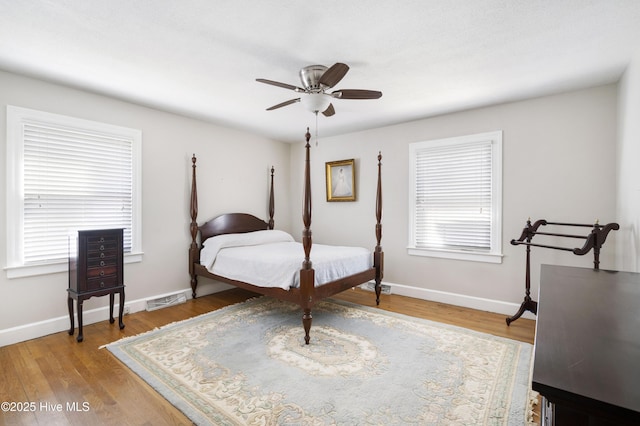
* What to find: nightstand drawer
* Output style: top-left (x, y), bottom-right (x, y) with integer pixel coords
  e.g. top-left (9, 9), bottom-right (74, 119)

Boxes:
top-left (86, 264), bottom-right (118, 279)
top-left (87, 241), bottom-right (118, 256)
top-left (87, 234), bottom-right (118, 244)
top-left (86, 276), bottom-right (120, 291)
top-left (87, 256), bottom-right (117, 268)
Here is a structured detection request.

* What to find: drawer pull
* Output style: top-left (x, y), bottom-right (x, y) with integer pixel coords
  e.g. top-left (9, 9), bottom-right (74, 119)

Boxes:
top-left (100, 281), bottom-right (105, 288)
top-left (100, 245), bottom-right (104, 251)
top-left (100, 271), bottom-right (105, 277)
top-left (100, 260), bottom-right (105, 267)
top-left (100, 252), bottom-right (105, 258)
top-left (99, 237), bottom-right (104, 243)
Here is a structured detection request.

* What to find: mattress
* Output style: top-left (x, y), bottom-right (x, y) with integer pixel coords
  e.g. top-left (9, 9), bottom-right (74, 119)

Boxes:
top-left (199, 230), bottom-right (373, 290)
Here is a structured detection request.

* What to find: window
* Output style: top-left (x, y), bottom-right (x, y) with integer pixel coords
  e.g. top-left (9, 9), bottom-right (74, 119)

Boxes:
top-left (408, 131), bottom-right (502, 263)
top-left (5, 106), bottom-right (142, 278)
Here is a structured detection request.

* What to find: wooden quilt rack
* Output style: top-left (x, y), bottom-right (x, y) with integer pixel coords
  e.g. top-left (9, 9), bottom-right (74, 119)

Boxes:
top-left (506, 218), bottom-right (619, 325)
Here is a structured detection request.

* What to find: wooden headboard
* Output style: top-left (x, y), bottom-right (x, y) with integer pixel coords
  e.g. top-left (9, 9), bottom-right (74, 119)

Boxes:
top-left (199, 213), bottom-right (271, 243)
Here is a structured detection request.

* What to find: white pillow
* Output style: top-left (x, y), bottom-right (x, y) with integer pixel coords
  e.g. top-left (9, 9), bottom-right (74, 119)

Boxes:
top-left (200, 230), bottom-right (294, 269)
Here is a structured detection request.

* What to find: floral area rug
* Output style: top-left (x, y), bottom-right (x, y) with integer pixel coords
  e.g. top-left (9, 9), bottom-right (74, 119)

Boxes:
top-left (105, 297), bottom-right (533, 425)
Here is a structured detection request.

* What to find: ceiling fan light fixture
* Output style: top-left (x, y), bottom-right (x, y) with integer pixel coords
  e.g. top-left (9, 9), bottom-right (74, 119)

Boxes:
top-left (301, 93), bottom-right (331, 113)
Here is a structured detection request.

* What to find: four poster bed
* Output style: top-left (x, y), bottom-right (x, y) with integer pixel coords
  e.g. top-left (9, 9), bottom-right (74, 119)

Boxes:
top-left (188, 128), bottom-right (384, 344)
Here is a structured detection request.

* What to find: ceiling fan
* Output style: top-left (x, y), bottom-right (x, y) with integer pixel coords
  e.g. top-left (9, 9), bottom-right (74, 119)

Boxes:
top-left (256, 62), bottom-right (382, 117)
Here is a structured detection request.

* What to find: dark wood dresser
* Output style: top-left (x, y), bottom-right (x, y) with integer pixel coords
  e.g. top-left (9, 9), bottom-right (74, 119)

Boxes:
top-left (68, 228), bottom-right (125, 342)
top-left (533, 265), bottom-right (640, 425)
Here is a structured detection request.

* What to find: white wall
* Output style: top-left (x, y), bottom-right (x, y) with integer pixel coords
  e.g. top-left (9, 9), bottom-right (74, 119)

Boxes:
top-left (290, 85), bottom-right (619, 314)
top-left (616, 52), bottom-right (640, 272)
top-left (0, 70), bottom-right (291, 346)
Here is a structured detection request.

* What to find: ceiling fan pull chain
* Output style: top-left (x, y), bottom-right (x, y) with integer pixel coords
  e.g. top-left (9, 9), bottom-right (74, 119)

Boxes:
top-left (315, 112), bottom-right (319, 146)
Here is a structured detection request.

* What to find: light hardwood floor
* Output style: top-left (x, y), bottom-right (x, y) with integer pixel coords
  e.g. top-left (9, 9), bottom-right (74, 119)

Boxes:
top-left (0, 288), bottom-right (536, 425)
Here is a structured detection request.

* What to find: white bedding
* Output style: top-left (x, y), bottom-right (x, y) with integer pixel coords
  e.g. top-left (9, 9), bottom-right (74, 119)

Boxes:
top-left (199, 230), bottom-right (373, 290)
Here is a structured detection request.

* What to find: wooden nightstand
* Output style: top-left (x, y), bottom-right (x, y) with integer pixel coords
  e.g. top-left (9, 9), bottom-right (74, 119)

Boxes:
top-left (68, 228), bottom-right (125, 342)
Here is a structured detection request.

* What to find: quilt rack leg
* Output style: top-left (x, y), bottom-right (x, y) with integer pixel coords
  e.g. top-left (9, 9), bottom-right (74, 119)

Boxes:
top-left (507, 232), bottom-right (537, 325)
top-left (506, 296), bottom-right (537, 325)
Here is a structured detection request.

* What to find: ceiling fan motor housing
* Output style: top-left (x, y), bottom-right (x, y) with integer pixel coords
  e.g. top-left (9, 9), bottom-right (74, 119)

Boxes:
top-left (299, 65), bottom-right (328, 92)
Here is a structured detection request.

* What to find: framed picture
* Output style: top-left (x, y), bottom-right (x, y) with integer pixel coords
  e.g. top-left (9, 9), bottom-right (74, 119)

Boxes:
top-left (325, 159), bottom-right (356, 201)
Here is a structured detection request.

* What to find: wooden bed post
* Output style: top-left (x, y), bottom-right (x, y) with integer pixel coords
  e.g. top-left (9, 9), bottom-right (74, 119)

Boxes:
top-left (374, 151), bottom-right (384, 305)
top-left (268, 166), bottom-right (275, 230)
top-left (189, 154), bottom-right (199, 299)
top-left (300, 128), bottom-right (314, 344)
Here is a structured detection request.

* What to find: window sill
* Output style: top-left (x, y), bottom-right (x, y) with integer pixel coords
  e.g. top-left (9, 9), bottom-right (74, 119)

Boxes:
top-left (407, 247), bottom-right (503, 264)
top-left (4, 252), bottom-right (143, 279)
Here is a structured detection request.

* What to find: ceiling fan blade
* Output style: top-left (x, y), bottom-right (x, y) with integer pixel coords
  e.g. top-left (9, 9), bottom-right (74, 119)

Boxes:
top-left (332, 89), bottom-right (382, 100)
top-left (266, 98), bottom-right (300, 111)
top-left (319, 63), bottom-right (349, 88)
top-left (322, 103), bottom-right (335, 117)
top-left (256, 78), bottom-right (305, 92)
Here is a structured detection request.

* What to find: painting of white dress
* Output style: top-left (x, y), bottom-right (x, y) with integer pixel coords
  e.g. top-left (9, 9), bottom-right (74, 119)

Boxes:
top-left (325, 159), bottom-right (356, 201)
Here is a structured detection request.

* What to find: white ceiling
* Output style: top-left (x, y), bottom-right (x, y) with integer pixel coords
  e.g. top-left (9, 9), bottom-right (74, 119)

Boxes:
top-left (1, 1), bottom-right (639, 143)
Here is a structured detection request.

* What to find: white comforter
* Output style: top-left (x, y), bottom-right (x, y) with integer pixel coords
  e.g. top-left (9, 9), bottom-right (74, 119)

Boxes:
top-left (199, 230), bottom-right (372, 290)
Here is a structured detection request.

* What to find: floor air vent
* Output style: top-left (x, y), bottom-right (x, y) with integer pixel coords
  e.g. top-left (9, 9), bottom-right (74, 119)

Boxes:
top-left (361, 281), bottom-right (391, 295)
top-left (146, 293), bottom-right (187, 311)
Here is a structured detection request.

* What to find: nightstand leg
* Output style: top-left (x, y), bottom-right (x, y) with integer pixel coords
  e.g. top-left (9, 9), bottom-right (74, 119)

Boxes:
top-left (68, 296), bottom-right (74, 335)
top-left (118, 290), bottom-right (125, 330)
top-left (109, 293), bottom-right (115, 324)
top-left (77, 300), bottom-right (84, 342)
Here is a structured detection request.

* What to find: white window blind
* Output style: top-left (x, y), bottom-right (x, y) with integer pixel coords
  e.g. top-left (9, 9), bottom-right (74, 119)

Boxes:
top-left (415, 141), bottom-right (492, 250)
top-left (23, 123), bottom-right (133, 263)
top-left (6, 106), bottom-right (142, 277)
top-left (409, 131), bottom-right (502, 263)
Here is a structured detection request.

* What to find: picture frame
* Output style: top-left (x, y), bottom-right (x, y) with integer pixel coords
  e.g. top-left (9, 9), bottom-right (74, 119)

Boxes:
top-left (325, 159), bottom-right (356, 202)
